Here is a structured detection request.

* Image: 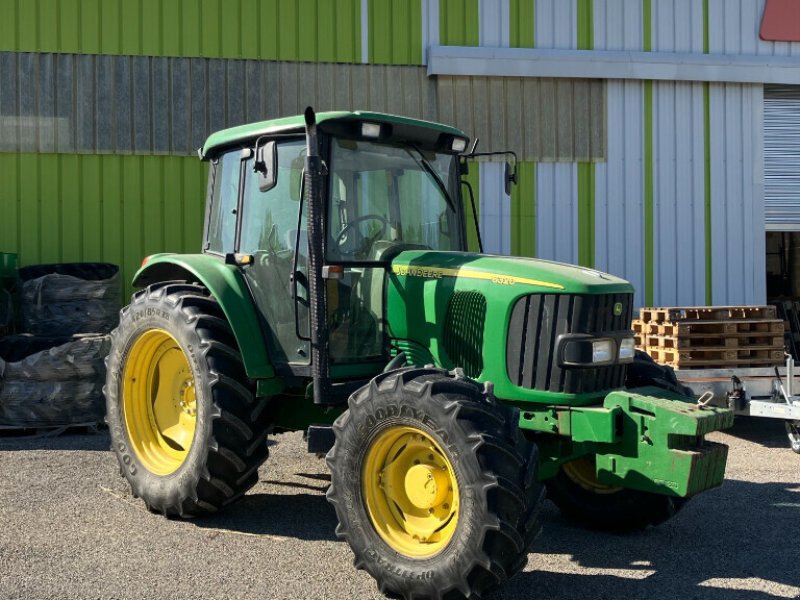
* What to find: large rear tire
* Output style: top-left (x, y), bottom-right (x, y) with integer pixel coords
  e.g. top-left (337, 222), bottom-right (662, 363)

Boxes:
top-left (326, 367), bottom-right (544, 600)
top-left (105, 282), bottom-right (269, 516)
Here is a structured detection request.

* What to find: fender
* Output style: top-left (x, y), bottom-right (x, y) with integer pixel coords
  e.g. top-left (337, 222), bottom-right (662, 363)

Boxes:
top-left (133, 253), bottom-right (275, 379)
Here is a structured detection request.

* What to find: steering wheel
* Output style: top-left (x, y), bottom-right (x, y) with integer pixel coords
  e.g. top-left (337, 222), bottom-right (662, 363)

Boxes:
top-left (335, 214), bottom-right (388, 257)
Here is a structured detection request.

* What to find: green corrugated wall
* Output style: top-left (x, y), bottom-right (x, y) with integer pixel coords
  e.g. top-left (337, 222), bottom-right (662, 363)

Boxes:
top-left (0, 0), bottom-right (362, 62)
top-left (0, 153), bottom-right (207, 296)
top-left (368, 0), bottom-right (422, 65)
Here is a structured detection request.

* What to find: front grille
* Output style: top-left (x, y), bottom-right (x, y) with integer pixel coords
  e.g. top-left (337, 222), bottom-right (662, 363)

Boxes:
top-left (506, 293), bottom-right (633, 394)
top-left (443, 291), bottom-right (486, 378)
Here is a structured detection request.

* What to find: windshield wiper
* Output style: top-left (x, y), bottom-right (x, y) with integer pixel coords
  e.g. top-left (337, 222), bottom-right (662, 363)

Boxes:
top-left (405, 145), bottom-right (456, 213)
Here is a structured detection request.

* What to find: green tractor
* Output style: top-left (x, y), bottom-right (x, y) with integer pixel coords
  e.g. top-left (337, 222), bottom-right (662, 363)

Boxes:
top-left (106, 108), bottom-right (733, 599)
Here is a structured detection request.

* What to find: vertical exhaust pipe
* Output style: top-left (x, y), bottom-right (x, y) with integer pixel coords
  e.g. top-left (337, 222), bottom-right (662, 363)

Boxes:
top-left (304, 107), bottom-right (332, 404)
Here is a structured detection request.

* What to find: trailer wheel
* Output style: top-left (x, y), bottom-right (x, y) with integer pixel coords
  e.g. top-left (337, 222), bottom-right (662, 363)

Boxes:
top-left (546, 455), bottom-right (688, 531)
top-left (787, 421), bottom-right (800, 454)
top-left (326, 367), bottom-right (544, 600)
top-left (105, 282), bottom-right (269, 516)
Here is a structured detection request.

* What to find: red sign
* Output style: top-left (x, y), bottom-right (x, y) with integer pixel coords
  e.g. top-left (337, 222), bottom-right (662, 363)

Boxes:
top-left (760, 0), bottom-right (800, 42)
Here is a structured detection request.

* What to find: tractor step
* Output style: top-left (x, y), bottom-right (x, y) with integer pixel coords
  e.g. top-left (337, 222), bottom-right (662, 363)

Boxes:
top-left (306, 424), bottom-right (336, 455)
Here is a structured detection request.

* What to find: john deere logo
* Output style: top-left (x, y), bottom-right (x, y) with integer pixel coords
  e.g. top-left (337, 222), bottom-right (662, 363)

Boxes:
top-left (613, 302), bottom-right (623, 316)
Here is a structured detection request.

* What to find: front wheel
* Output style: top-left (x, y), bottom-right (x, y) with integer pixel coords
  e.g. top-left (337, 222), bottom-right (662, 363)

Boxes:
top-left (546, 455), bottom-right (687, 531)
top-left (326, 367), bottom-right (544, 600)
top-left (105, 282), bottom-right (270, 516)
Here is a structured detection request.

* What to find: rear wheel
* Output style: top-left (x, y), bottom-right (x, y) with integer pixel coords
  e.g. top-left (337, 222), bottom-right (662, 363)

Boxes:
top-left (105, 282), bottom-right (270, 516)
top-left (326, 367), bottom-right (544, 600)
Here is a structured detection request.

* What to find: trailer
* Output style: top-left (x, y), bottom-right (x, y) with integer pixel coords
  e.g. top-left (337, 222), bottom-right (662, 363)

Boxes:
top-left (676, 358), bottom-right (800, 453)
top-left (634, 304), bottom-right (800, 455)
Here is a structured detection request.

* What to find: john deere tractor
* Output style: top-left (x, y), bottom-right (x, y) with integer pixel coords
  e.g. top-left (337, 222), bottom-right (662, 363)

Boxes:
top-left (106, 108), bottom-right (733, 599)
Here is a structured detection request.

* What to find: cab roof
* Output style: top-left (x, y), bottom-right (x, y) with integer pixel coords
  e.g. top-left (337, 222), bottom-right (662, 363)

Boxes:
top-left (200, 111), bottom-right (469, 159)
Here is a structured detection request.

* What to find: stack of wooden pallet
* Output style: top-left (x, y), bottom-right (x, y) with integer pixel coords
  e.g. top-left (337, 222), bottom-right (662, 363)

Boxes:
top-left (632, 306), bottom-right (786, 370)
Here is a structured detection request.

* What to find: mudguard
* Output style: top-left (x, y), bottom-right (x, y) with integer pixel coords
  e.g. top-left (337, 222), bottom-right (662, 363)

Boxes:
top-left (132, 253), bottom-right (274, 379)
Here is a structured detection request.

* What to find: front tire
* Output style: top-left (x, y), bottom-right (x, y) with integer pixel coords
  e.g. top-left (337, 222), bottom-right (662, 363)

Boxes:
top-left (545, 455), bottom-right (687, 531)
top-left (105, 282), bottom-right (270, 516)
top-left (326, 367), bottom-right (544, 600)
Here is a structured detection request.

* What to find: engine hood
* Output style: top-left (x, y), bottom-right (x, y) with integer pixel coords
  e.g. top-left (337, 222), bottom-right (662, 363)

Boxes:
top-left (389, 251), bottom-right (634, 295)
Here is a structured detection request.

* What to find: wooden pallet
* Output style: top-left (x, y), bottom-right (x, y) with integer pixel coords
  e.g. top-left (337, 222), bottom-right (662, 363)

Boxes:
top-left (632, 319), bottom-right (646, 349)
top-left (640, 305), bottom-right (777, 323)
top-left (645, 333), bottom-right (784, 349)
top-left (646, 346), bottom-right (784, 368)
top-left (646, 319), bottom-right (784, 337)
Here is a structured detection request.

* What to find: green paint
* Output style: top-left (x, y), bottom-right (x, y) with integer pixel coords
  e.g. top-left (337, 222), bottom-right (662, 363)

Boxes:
top-left (576, 0), bottom-right (593, 51)
top-left (134, 254), bottom-right (275, 379)
top-left (509, 0), bottom-right (534, 49)
top-left (461, 163), bottom-right (481, 253)
top-left (577, 162), bottom-right (595, 268)
top-left (703, 0), bottom-right (712, 305)
top-left (369, 0), bottom-right (422, 65)
top-left (439, 0), bottom-right (479, 46)
top-left (643, 81), bottom-right (654, 306)
top-left (575, 2), bottom-right (594, 268)
top-left (643, 0), bottom-right (654, 305)
top-left (0, 0), bottom-right (361, 63)
top-left (511, 162), bottom-right (536, 257)
top-left (0, 153), bottom-right (207, 298)
top-left (202, 110), bottom-right (468, 159)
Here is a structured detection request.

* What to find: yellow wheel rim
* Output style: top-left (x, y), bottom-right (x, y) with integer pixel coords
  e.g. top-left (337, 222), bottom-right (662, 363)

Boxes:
top-left (122, 329), bottom-right (197, 476)
top-left (562, 456), bottom-right (623, 495)
top-left (362, 426), bottom-right (459, 558)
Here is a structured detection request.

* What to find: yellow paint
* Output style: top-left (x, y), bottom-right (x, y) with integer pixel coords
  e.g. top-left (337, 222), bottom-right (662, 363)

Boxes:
top-left (391, 265), bottom-right (564, 290)
top-left (122, 329), bottom-right (197, 476)
top-left (362, 426), bottom-right (459, 558)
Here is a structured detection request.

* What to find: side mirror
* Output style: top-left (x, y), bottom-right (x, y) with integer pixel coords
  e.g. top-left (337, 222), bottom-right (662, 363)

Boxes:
top-left (504, 161), bottom-right (517, 196)
top-left (254, 141), bottom-right (278, 192)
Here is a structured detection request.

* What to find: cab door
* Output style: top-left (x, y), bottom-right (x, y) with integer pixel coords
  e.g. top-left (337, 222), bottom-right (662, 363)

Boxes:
top-left (238, 139), bottom-right (311, 368)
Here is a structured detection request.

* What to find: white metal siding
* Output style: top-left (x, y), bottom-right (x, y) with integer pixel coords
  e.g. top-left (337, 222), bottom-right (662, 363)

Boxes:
top-left (594, 0), bottom-right (646, 307)
top-left (479, 0), bottom-right (510, 48)
top-left (536, 163), bottom-right (579, 264)
top-left (709, 83), bottom-right (766, 304)
top-left (764, 85), bottom-right (800, 230)
top-left (708, 0), bottom-right (800, 58)
top-left (535, 0), bottom-right (577, 50)
top-left (479, 163), bottom-right (511, 255)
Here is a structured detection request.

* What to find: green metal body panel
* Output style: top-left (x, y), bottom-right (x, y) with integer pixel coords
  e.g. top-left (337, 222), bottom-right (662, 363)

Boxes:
top-left (0, 0), bottom-right (362, 63)
top-left (133, 253), bottom-right (275, 379)
top-left (201, 111), bottom-right (468, 159)
top-left (386, 250), bottom-right (633, 406)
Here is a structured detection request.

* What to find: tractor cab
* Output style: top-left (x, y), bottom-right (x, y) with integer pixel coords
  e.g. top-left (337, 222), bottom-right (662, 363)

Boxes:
top-left (199, 112), bottom-right (473, 381)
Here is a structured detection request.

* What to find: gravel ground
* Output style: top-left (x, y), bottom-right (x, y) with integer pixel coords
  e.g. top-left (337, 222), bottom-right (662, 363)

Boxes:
top-left (0, 417), bottom-right (798, 600)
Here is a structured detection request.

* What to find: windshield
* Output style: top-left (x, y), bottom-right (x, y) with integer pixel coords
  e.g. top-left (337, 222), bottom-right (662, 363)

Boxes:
top-left (327, 138), bottom-right (463, 262)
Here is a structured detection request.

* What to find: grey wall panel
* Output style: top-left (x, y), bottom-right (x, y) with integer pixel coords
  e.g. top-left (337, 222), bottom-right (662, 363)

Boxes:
top-left (710, 83), bottom-right (766, 304)
top-left (709, 0), bottom-right (800, 57)
top-left (0, 51), bottom-right (605, 161)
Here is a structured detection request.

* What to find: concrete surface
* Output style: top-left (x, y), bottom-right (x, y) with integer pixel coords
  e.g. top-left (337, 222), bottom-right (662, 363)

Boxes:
top-left (0, 417), bottom-right (798, 600)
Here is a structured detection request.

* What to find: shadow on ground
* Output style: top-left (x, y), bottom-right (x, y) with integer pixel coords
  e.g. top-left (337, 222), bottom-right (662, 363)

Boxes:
top-left (496, 476), bottom-right (800, 600)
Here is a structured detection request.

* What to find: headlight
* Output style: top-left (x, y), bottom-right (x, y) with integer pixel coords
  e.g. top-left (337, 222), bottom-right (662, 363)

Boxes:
top-left (361, 122), bottom-right (382, 138)
top-left (592, 340), bottom-right (615, 363)
top-left (618, 337), bottom-right (636, 362)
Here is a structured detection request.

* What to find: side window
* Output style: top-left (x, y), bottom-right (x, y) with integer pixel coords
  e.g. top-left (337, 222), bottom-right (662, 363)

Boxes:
top-left (206, 150), bottom-right (241, 254)
top-left (240, 140), bottom-right (306, 254)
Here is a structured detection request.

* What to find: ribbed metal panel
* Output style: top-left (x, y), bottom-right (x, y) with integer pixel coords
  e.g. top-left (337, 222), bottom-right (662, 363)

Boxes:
top-left (536, 163), bottom-right (578, 264)
top-left (648, 0), bottom-right (707, 306)
top-left (708, 0), bottom-right (800, 57)
top-left (764, 85), bottom-right (800, 228)
top-left (477, 164), bottom-right (510, 255)
top-left (368, 0), bottom-right (423, 65)
top-left (0, 0), bottom-right (362, 63)
top-left (0, 153), bottom-right (207, 297)
top-left (0, 52), bottom-right (606, 162)
top-left (535, 0), bottom-right (577, 49)
top-left (709, 82), bottom-right (766, 304)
